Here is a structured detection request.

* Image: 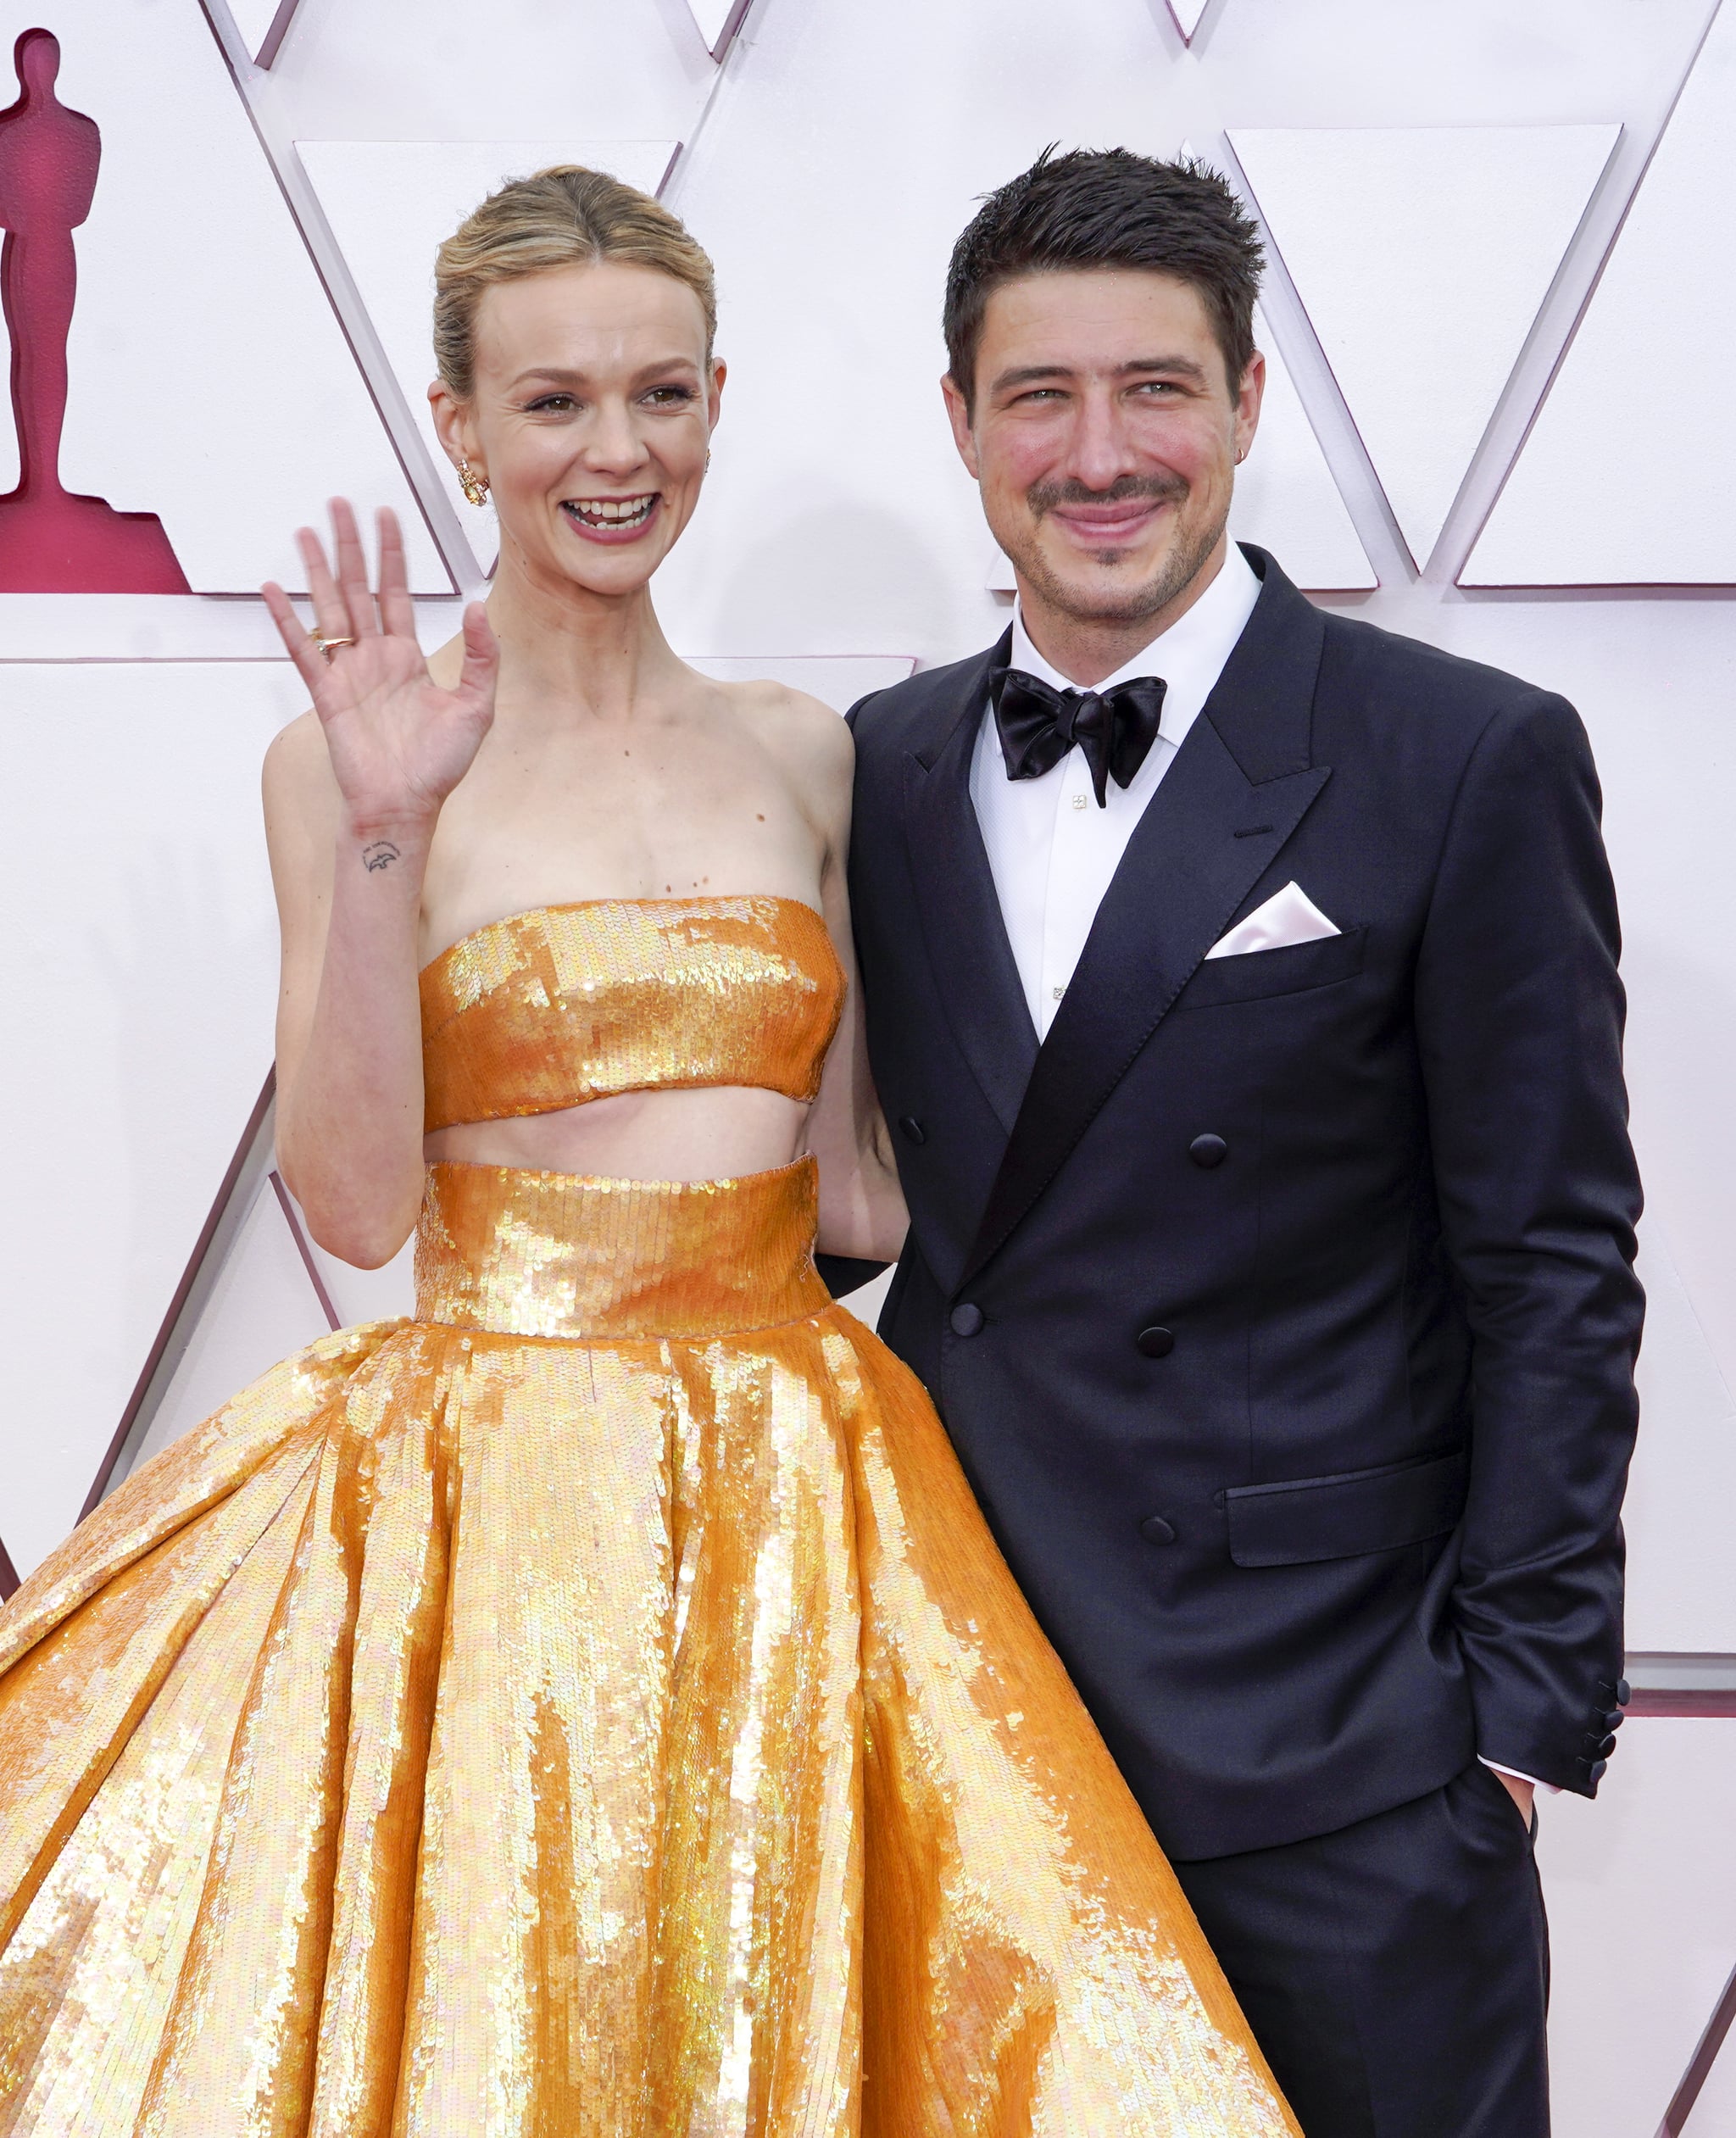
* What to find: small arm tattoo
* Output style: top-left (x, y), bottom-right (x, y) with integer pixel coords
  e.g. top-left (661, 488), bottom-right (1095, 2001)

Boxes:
top-left (361, 841), bottom-right (401, 873)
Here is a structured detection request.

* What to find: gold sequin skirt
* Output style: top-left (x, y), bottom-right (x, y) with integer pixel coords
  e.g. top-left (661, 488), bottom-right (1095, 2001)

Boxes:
top-left (0, 1156), bottom-right (1296, 2137)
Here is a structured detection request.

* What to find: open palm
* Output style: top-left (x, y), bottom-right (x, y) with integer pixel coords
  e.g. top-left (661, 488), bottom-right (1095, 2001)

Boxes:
top-left (262, 500), bottom-right (499, 832)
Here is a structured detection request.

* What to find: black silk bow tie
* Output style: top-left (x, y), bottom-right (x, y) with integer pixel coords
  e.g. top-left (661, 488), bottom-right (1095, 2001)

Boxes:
top-left (989, 666), bottom-right (1169, 808)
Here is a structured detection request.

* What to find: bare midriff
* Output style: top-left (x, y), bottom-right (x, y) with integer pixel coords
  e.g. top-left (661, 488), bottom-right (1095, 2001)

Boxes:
top-left (423, 1083), bottom-right (810, 1184)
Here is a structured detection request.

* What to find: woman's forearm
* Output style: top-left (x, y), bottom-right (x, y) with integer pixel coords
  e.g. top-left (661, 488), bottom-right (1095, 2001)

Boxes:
top-left (815, 1107), bottom-right (910, 1263)
top-left (276, 814), bottom-right (435, 1267)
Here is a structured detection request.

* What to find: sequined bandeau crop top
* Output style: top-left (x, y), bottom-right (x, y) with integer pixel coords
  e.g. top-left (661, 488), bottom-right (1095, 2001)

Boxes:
top-left (418, 894), bottom-right (845, 1133)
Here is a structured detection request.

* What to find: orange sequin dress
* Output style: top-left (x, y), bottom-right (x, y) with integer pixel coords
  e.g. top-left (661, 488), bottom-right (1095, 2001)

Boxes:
top-left (0, 896), bottom-right (1296, 2138)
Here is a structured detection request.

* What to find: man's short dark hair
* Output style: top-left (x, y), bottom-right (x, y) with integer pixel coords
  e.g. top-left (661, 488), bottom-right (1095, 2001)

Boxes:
top-left (943, 147), bottom-right (1264, 413)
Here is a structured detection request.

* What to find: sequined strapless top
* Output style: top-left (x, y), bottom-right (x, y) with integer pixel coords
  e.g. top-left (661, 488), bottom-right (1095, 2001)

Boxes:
top-left (418, 894), bottom-right (844, 1133)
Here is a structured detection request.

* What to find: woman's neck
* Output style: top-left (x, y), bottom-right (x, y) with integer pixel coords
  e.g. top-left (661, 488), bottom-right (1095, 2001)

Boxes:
top-left (483, 548), bottom-right (684, 727)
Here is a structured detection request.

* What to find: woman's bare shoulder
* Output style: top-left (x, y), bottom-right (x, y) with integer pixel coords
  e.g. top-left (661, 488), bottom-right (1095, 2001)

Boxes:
top-left (721, 677), bottom-right (854, 795)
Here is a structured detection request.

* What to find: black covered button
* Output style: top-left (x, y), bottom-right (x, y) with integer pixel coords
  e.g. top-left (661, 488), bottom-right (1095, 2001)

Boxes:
top-left (1188, 1133), bottom-right (1228, 1169)
top-left (899, 1115), bottom-right (926, 1146)
top-left (1139, 1514), bottom-right (1178, 1546)
top-left (1585, 1731), bottom-right (1618, 1758)
top-left (1581, 1757), bottom-right (1609, 1785)
top-left (1137, 1325), bottom-right (1175, 1359)
top-left (1599, 1677), bottom-right (1632, 1708)
top-left (1600, 1708), bottom-right (1626, 1732)
top-left (949, 1303), bottom-right (984, 1338)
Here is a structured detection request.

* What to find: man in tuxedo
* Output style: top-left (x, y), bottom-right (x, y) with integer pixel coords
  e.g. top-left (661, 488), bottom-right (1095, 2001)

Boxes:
top-left (837, 148), bottom-right (1643, 2134)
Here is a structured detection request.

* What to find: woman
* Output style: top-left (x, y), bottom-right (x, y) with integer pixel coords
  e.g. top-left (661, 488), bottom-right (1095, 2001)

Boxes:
top-left (0, 169), bottom-right (1295, 2135)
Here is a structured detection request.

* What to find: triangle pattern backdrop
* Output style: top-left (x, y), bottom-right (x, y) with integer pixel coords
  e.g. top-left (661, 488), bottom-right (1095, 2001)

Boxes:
top-left (0, 659), bottom-right (295, 1580)
top-left (300, 140), bottom-right (680, 562)
top-left (224, 0), bottom-right (303, 66)
top-left (686, 0), bottom-right (755, 60)
top-left (1463, 7), bottom-right (1736, 585)
top-left (1231, 125), bottom-right (1620, 571)
top-left (1167, 0), bottom-right (1212, 40)
top-left (0, 3), bottom-right (449, 592)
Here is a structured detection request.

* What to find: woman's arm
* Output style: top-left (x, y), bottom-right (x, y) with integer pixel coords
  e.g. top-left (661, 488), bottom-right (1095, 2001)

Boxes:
top-left (261, 504), bottom-right (498, 1267)
top-left (798, 714), bottom-right (909, 1264)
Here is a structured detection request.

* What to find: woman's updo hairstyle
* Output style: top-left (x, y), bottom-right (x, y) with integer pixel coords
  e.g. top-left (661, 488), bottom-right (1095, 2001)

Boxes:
top-left (434, 164), bottom-right (717, 401)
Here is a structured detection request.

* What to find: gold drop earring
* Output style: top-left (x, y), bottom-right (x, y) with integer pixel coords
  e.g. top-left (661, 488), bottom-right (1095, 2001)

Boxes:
top-left (457, 456), bottom-right (490, 507)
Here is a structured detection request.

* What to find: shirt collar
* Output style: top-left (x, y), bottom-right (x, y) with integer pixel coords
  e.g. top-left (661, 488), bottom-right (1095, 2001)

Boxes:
top-left (1008, 539), bottom-right (1262, 746)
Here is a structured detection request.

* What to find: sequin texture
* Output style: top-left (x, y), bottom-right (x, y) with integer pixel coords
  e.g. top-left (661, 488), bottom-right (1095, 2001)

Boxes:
top-left (420, 895), bottom-right (843, 1131)
top-left (0, 899), bottom-right (1297, 2135)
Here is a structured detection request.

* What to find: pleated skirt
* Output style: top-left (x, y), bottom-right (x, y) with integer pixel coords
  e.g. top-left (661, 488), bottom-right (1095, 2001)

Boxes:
top-left (0, 1155), bottom-right (1295, 2137)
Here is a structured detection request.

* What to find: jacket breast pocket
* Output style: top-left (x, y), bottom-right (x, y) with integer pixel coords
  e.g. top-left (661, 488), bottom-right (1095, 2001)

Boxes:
top-left (1177, 924), bottom-right (1367, 1011)
top-left (1223, 1447), bottom-right (1467, 1568)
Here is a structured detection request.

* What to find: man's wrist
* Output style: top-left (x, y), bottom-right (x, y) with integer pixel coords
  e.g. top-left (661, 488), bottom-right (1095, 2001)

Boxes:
top-left (1478, 1756), bottom-right (1561, 1796)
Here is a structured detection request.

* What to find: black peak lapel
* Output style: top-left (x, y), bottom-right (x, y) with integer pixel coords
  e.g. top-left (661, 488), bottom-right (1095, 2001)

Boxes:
top-left (901, 630), bottom-right (1037, 1135)
top-left (1208, 547), bottom-right (1328, 783)
top-left (960, 554), bottom-right (1331, 1287)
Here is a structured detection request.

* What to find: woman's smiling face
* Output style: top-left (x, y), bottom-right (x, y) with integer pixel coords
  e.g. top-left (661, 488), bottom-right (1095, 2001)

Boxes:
top-left (439, 259), bottom-right (723, 599)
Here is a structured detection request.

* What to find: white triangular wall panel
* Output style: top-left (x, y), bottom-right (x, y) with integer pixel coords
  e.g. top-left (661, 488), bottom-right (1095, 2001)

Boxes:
top-left (1232, 125), bottom-right (1620, 570)
top-left (225, 0), bottom-right (301, 66)
top-left (687, 0), bottom-right (754, 60)
top-left (1167, 0), bottom-right (1210, 40)
top-left (300, 142), bottom-right (680, 557)
top-left (117, 1172), bottom-right (335, 1488)
top-left (1464, 10), bottom-right (1736, 585)
top-left (0, 662), bottom-right (300, 1577)
top-left (16, 9), bottom-right (449, 593)
top-left (1231, 303), bottom-right (1376, 588)
top-left (1624, 1218), bottom-right (1736, 1650)
top-left (987, 301), bottom-right (1374, 593)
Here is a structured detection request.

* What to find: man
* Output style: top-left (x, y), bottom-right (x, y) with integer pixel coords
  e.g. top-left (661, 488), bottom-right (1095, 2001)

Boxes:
top-left (838, 148), bottom-right (1643, 2135)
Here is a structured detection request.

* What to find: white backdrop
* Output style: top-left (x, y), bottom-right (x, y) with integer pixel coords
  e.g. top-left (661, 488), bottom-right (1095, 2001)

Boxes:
top-left (1, 1), bottom-right (1733, 2127)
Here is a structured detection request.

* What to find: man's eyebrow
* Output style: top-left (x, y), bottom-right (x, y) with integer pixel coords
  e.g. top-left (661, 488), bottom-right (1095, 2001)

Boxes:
top-left (989, 364), bottom-right (1075, 394)
top-left (1120, 354), bottom-right (1210, 384)
top-left (988, 354), bottom-right (1211, 394)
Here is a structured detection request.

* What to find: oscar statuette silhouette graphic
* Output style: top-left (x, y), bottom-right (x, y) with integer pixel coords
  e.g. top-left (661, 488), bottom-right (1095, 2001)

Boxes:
top-left (0, 28), bottom-right (188, 589)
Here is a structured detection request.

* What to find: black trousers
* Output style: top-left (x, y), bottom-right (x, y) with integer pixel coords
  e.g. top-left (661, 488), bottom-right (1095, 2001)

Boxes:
top-left (1172, 1762), bottom-right (1550, 2138)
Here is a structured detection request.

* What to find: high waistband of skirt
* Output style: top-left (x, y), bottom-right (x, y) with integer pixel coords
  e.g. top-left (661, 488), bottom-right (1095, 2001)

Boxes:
top-left (413, 1154), bottom-right (832, 1339)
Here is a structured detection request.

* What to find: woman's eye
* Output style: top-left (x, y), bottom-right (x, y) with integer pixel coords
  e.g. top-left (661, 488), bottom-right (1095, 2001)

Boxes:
top-left (526, 394), bottom-right (576, 414)
top-left (645, 385), bottom-right (698, 407)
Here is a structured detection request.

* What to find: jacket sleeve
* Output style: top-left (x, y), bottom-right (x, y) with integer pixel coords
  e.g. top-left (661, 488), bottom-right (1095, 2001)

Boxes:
top-left (1413, 688), bottom-right (1644, 1796)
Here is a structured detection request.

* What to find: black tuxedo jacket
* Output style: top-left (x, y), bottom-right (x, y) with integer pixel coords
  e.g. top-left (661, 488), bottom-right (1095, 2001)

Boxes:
top-left (844, 546), bottom-right (1644, 1862)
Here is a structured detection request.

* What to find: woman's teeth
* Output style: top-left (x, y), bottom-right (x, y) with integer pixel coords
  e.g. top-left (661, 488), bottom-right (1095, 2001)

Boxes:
top-left (564, 496), bottom-right (657, 529)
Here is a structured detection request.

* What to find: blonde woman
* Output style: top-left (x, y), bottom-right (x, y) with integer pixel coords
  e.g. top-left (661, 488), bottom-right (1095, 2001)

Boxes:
top-left (0, 170), bottom-right (1296, 2137)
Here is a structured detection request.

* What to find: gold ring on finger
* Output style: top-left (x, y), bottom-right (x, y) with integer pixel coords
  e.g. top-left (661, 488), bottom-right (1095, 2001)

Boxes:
top-left (312, 632), bottom-right (358, 663)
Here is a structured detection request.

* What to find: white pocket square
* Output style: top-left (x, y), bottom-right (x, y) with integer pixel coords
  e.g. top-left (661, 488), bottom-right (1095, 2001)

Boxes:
top-left (1205, 882), bottom-right (1341, 960)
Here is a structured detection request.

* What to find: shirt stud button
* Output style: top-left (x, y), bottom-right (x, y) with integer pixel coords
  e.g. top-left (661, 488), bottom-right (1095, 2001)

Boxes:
top-left (1071, 793), bottom-right (1088, 810)
top-left (1051, 984), bottom-right (1065, 1001)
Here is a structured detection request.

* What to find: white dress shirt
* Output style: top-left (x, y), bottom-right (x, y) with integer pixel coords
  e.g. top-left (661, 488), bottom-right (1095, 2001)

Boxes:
top-left (970, 543), bottom-right (1263, 1038)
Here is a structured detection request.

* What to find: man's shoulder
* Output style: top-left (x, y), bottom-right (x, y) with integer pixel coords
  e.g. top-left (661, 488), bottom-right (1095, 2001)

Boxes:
top-left (1316, 604), bottom-right (1571, 733)
top-left (847, 641), bottom-right (999, 761)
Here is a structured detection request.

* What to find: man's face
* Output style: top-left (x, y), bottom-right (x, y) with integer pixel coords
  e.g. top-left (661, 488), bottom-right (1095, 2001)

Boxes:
top-left (944, 268), bottom-right (1262, 632)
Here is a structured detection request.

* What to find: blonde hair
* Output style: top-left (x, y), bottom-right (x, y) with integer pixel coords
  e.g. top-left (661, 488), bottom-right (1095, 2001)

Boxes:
top-left (433, 164), bottom-right (717, 399)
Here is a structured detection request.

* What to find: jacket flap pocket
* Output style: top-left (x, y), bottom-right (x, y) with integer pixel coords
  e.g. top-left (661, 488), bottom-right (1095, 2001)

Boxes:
top-left (1225, 1448), bottom-right (1467, 1568)
top-left (1177, 924), bottom-right (1366, 1011)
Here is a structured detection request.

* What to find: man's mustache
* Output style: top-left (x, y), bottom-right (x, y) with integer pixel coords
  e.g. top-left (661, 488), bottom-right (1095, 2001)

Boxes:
top-left (1025, 474), bottom-right (1188, 517)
